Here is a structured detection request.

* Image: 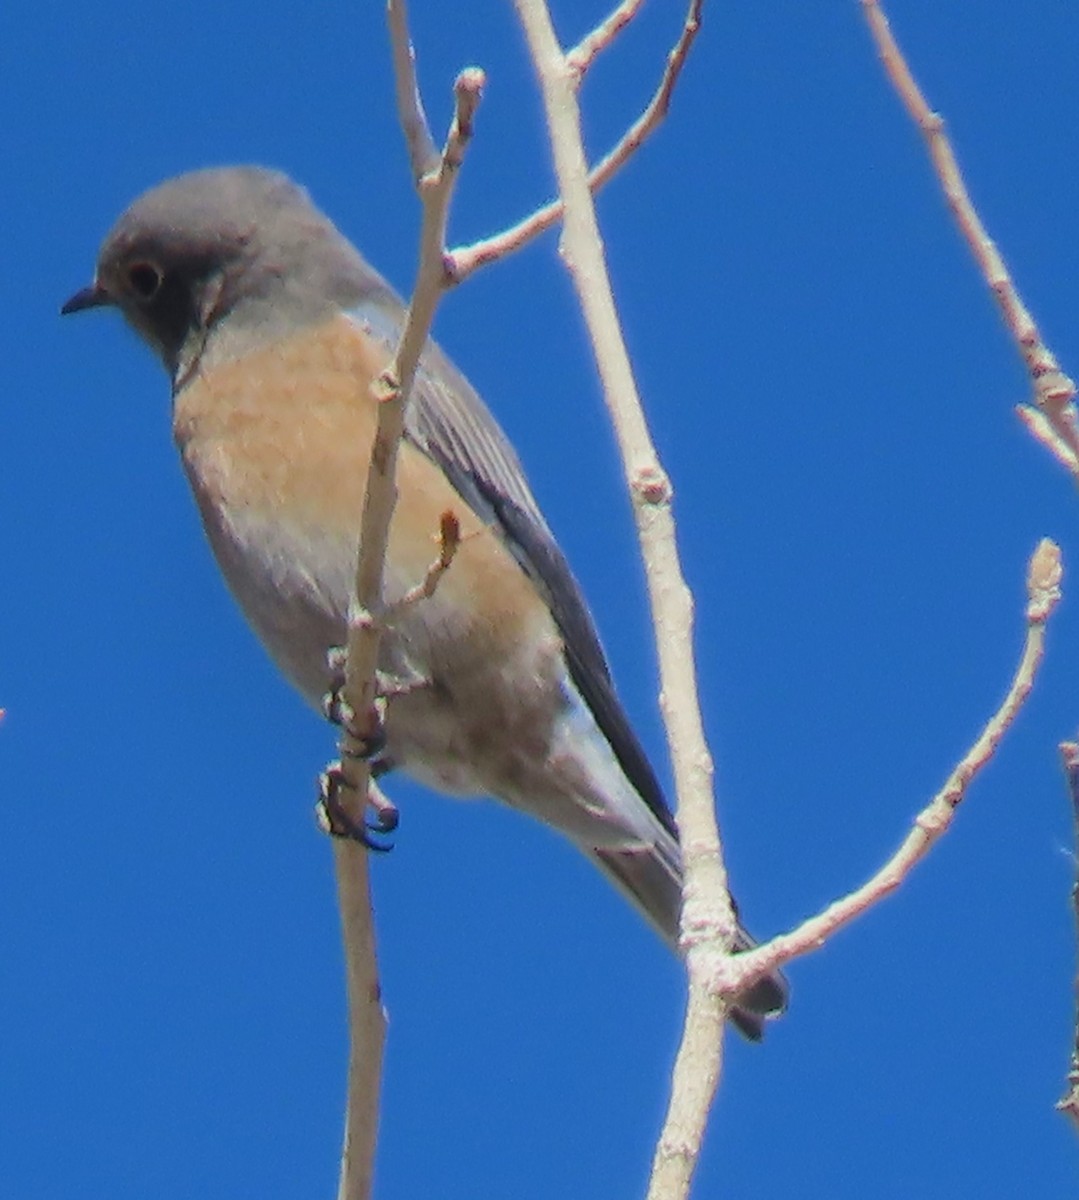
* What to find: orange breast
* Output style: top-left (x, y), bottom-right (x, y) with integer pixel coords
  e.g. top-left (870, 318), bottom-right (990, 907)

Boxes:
top-left (173, 314), bottom-right (553, 654)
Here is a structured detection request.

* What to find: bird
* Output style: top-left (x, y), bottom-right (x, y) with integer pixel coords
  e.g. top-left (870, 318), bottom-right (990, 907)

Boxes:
top-left (61, 166), bottom-right (787, 1039)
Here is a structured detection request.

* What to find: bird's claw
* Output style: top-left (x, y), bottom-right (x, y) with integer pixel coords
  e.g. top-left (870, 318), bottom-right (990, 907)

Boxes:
top-left (323, 649), bottom-right (431, 716)
top-left (316, 761), bottom-right (398, 852)
top-left (322, 669), bottom-right (389, 767)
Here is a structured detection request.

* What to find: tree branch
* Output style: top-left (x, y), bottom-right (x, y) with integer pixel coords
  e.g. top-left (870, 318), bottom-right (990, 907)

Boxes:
top-left (860, 0), bottom-right (1079, 478)
top-left (332, 9), bottom-right (484, 1196)
top-left (512, 4), bottom-right (729, 1199)
top-left (716, 540), bottom-right (1062, 999)
top-left (1057, 737), bottom-right (1079, 1132)
top-left (449, 0), bottom-right (703, 282)
top-left (330, 833), bottom-right (384, 1200)
top-left (387, 0), bottom-right (439, 183)
top-left (565, 0), bottom-right (647, 82)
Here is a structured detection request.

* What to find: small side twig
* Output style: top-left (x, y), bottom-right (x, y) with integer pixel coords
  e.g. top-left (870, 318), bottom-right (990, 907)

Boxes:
top-left (566, 0), bottom-right (647, 82)
top-left (1016, 406), bottom-right (1079, 475)
top-left (1057, 738), bottom-right (1079, 1132)
top-left (387, 0), bottom-right (439, 183)
top-left (382, 511), bottom-right (461, 624)
top-left (332, 10), bottom-right (484, 1199)
top-left (717, 540), bottom-right (1063, 1000)
top-left (860, 0), bottom-right (1079, 478)
top-left (450, 0), bottom-right (703, 282)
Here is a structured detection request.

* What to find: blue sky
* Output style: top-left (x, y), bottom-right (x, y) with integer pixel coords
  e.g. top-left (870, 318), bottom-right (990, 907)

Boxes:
top-left (3, 2), bottom-right (1079, 1196)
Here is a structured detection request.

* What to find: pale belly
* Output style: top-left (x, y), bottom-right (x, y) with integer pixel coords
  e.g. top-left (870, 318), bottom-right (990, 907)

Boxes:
top-left (187, 464), bottom-right (575, 802)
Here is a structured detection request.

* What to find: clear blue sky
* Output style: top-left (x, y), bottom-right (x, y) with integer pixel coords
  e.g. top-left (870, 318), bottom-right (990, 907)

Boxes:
top-left (2, 2), bottom-right (1078, 1196)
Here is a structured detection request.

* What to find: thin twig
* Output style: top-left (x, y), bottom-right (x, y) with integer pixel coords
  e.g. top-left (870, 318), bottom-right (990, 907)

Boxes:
top-left (860, 0), bottom-right (1079, 479)
top-left (1057, 738), bottom-right (1079, 1132)
top-left (387, 0), bottom-right (440, 183)
top-left (345, 67), bottom-right (484, 769)
top-left (450, 0), bottom-right (703, 282)
top-left (332, 17), bottom-right (484, 1200)
top-left (382, 511), bottom-right (462, 624)
top-left (331, 836), bottom-right (384, 1200)
top-left (512, 4), bottom-right (726, 1199)
top-left (566, 0), bottom-right (647, 82)
top-left (1016, 406), bottom-right (1079, 474)
top-left (716, 540), bottom-right (1062, 1000)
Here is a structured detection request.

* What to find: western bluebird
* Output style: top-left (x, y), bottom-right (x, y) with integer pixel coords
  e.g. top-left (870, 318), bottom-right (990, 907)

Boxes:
top-left (62, 167), bottom-right (786, 1039)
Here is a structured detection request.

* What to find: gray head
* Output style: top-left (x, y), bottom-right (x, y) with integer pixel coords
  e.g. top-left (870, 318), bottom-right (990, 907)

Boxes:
top-left (62, 166), bottom-right (386, 381)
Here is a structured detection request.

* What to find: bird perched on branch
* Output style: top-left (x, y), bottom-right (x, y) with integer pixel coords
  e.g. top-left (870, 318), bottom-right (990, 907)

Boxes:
top-left (62, 166), bottom-right (786, 1039)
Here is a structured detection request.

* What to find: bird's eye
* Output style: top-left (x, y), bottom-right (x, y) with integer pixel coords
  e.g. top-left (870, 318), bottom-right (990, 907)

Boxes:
top-left (127, 261), bottom-right (163, 301)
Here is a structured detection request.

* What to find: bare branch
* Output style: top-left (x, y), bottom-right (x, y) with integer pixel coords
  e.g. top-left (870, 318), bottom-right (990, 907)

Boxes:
top-left (450, 0), bottom-right (703, 282)
top-left (1057, 737), bottom-right (1079, 1132)
top-left (382, 511), bottom-right (462, 624)
top-left (860, 0), bottom-right (1079, 478)
top-left (331, 836), bottom-right (384, 1200)
top-left (566, 0), bottom-right (647, 83)
top-left (1015, 405), bottom-right (1079, 475)
top-left (332, 34), bottom-right (484, 1200)
top-left (513, 4), bottom-right (728, 1198)
top-left (387, 0), bottom-right (440, 183)
top-left (347, 66), bottom-right (482, 687)
top-left (717, 540), bottom-right (1062, 1001)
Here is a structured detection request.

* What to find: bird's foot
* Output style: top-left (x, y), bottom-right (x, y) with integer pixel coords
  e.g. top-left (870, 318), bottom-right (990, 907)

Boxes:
top-left (322, 651), bottom-right (386, 764)
top-left (323, 650), bottom-right (430, 715)
top-left (316, 761), bottom-right (398, 851)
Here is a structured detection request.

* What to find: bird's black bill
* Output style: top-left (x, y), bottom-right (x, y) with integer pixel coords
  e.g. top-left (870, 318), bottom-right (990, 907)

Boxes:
top-left (60, 283), bottom-right (111, 315)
